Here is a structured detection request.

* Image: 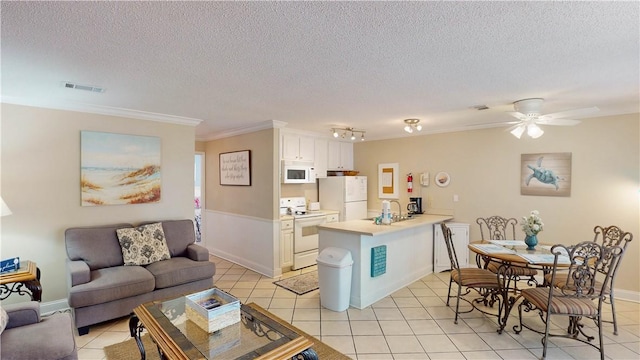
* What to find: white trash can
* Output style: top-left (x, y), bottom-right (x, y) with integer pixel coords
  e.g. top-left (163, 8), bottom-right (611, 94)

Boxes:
top-left (316, 247), bottom-right (353, 312)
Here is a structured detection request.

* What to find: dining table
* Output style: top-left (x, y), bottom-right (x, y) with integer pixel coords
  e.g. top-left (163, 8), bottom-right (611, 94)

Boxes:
top-left (467, 240), bottom-right (571, 334)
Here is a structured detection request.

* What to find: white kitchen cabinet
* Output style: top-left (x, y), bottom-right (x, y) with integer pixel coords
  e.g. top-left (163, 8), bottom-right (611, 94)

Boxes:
top-left (327, 140), bottom-right (353, 170)
top-left (314, 138), bottom-right (328, 179)
top-left (325, 212), bottom-right (339, 223)
top-left (280, 219), bottom-right (294, 268)
top-left (282, 133), bottom-right (315, 161)
top-left (433, 222), bottom-right (470, 273)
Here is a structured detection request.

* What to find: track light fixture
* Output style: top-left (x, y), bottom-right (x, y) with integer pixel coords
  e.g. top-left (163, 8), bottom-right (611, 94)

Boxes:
top-left (331, 127), bottom-right (365, 141)
top-left (403, 118), bottom-right (422, 133)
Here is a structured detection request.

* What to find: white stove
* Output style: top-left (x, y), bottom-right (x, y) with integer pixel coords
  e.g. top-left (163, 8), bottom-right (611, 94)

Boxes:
top-left (280, 197), bottom-right (327, 269)
top-left (279, 197), bottom-right (326, 218)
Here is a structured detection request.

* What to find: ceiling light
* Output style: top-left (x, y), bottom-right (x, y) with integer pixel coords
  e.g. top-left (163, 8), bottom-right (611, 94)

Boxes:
top-left (331, 127), bottom-right (365, 141)
top-left (403, 119), bottom-right (422, 133)
top-left (527, 123), bottom-right (544, 139)
top-left (510, 122), bottom-right (545, 139)
top-left (510, 125), bottom-right (525, 139)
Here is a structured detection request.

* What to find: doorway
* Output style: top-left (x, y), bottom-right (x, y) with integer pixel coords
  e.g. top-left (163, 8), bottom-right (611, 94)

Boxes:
top-left (195, 152), bottom-right (205, 244)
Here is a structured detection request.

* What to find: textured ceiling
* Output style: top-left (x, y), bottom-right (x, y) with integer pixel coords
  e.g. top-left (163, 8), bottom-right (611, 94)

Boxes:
top-left (1, 1), bottom-right (638, 140)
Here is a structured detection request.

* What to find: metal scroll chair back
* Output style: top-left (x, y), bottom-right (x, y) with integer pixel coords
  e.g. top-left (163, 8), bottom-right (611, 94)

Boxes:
top-left (593, 225), bottom-right (632, 277)
top-left (593, 225), bottom-right (632, 334)
top-left (516, 241), bottom-right (624, 360)
top-left (441, 223), bottom-right (461, 272)
top-left (476, 216), bottom-right (517, 240)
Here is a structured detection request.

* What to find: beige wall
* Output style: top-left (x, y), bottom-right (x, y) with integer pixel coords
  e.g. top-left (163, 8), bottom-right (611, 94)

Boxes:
top-left (205, 129), bottom-right (279, 219)
top-left (1, 104), bottom-right (196, 303)
top-left (354, 113), bottom-right (640, 294)
top-left (195, 141), bottom-right (206, 152)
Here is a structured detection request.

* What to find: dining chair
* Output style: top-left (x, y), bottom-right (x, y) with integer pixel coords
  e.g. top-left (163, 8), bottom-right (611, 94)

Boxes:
top-left (545, 225), bottom-right (633, 335)
top-left (476, 216), bottom-right (538, 286)
top-left (514, 241), bottom-right (624, 360)
top-left (441, 223), bottom-right (501, 324)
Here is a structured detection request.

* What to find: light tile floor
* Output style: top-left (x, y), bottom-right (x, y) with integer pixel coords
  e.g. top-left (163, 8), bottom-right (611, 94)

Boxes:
top-left (75, 255), bottom-right (640, 359)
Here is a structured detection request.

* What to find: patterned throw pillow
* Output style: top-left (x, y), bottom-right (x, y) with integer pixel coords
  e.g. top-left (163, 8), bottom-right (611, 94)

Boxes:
top-left (116, 222), bottom-right (171, 266)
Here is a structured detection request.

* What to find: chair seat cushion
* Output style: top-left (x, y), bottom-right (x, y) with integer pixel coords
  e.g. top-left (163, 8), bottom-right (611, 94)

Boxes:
top-left (488, 260), bottom-right (538, 277)
top-left (521, 287), bottom-right (598, 316)
top-left (544, 273), bottom-right (608, 294)
top-left (0, 313), bottom-right (77, 360)
top-left (68, 266), bottom-right (155, 308)
top-left (145, 257), bottom-right (215, 289)
top-left (452, 268), bottom-right (500, 288)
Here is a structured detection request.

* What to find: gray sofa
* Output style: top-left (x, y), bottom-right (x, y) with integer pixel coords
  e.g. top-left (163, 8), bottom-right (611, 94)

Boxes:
top-left (0, 301), bottom-right (78, 360)
top-left (65, 219), bottom-right (215, 335)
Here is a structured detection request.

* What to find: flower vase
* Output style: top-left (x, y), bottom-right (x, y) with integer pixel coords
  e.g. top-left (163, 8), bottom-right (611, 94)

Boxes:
top-left (524, 234), bottom-right (538, 250)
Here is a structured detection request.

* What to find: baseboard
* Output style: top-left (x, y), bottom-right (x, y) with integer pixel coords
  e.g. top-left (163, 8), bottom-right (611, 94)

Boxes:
top-left (40, 298), bottom-right (70, 316)
top-left (211, 249), bottom-right (277, 278)
top-left (615, 288), bottom-right (640, 303)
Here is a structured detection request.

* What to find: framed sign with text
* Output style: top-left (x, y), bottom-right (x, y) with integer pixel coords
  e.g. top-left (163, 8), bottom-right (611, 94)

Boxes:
top-left (219, 150), bottom-right (251, 186)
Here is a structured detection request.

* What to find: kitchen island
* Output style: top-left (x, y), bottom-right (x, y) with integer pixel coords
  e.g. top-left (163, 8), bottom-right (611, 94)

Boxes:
top-left (318, 214), bottom-right (453, 309)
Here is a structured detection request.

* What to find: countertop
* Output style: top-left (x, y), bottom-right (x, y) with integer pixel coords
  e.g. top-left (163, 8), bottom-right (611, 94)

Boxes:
top-left (279, 209), bottom-right (340, 221)
top-left (318, 214), bottom-right (454, 236)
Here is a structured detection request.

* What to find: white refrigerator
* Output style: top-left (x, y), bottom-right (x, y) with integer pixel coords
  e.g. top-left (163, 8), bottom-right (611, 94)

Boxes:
top-left (319, 176), bottom-right (367, 221)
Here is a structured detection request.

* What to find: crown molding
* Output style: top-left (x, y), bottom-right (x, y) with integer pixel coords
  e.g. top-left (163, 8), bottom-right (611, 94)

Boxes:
top-left (200, 120), bottom-right (288, 141)
top-left (1, 96), bottom-right (202, 126)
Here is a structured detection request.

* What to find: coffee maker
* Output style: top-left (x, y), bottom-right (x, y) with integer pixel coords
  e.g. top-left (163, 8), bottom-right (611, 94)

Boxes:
top-left (408, 197), bottom-right (423, 214)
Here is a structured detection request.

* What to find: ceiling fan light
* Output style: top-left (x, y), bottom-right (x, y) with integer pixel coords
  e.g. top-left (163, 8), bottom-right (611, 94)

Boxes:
top-left (404, 125), bottom-right (413, 133)
top-left (350, 132), bottom-right (356, 141)
top-left (510, 125), bottom-right (525, 139)
top-left (415, 124), bottom-right (422, 131)
top-left (527, 124), bottom-right (544, 138)
top-left (332, 129), bottom-right (339, 138)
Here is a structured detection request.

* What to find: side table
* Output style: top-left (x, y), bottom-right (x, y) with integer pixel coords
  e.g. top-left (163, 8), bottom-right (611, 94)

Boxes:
top-left (0, 260), bottom-right (42, 301)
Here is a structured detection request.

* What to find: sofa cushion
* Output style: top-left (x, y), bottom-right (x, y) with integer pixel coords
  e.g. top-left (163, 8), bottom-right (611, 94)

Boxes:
top-left (0, 307), bottom-right (7, 335)
top-left (68, 266), bottom-right (155, 308)
top-left (65, 224), bottom-right (132, 270)
top-left (159, 220), bottom-right (197, 257)
top-left (117, 222), bottom-right (171, 266)
top-left (145, 257), bottom-right (216, 289)
top-left (0, 312), bottom-right (77, 360)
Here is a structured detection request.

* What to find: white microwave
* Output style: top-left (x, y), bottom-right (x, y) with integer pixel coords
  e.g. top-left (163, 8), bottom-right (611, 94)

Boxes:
top-left (282, 161), bottom-right (316, 184)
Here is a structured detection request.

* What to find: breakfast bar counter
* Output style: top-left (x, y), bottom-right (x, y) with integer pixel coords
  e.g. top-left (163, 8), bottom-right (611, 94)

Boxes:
top-left (318, 214), bottom-right (453, 309)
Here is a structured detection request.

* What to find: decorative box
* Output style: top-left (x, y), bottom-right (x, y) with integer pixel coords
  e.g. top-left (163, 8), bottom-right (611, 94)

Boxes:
top-left (0, 257), bottom-right (20, 274)
top-left (185, 288), bottom-right (240, 333)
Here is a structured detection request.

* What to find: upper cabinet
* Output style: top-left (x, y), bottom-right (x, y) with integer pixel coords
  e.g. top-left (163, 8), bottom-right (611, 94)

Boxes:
top-left (282, 134), bottom-right (315, 162)
top-left (314, 138), bottom-right (328, 179)
top-left (327, 140), bottom-right (353, 170)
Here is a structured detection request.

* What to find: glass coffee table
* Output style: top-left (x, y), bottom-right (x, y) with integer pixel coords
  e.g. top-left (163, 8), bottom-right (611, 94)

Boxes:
top-left (130, 293), bottom-right (317, 360)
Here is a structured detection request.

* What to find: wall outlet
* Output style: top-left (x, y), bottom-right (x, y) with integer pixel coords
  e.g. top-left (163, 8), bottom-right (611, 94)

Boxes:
top-left (453, 194), bottom-right (459, 202)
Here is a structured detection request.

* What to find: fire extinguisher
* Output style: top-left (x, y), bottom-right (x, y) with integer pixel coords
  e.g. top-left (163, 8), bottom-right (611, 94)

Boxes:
top-left (407, 173), bottom-right (413, 193)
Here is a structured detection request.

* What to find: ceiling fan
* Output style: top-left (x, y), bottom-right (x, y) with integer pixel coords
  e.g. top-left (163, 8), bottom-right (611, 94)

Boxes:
top-left (506, 98), bottom-right (599, 139)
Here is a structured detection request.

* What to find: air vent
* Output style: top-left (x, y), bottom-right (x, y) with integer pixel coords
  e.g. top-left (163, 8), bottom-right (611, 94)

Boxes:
top-left (63, 82), bottom-right (105, 93)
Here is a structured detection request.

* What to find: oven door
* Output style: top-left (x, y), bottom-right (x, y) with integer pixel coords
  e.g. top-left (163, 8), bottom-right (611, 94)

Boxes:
top-left (294, 215), bottom-right (326, 253)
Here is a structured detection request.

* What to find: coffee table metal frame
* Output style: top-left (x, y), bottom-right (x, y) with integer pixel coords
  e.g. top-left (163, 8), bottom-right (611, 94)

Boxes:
top-left (131, 297), bottom-right (317, 360)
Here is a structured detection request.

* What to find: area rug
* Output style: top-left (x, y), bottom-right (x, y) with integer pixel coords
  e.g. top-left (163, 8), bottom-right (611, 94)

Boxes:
top-left (273, 271), bottom-right (319, 295)
top-left (104, 334), bottom-right (160, 360)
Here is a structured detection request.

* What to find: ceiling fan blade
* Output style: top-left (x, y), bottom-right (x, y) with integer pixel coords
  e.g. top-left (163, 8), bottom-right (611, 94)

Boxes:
top-left (506, 111), bottom-right (528, 121)
top-left (543, 106), bottom-right (599, 119)
top-left (536, 118), bottom-right (581, 126)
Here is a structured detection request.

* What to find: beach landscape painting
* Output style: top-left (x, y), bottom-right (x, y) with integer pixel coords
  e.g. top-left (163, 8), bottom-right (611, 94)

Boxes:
top-left (81, 131), bottom-right (161, 206)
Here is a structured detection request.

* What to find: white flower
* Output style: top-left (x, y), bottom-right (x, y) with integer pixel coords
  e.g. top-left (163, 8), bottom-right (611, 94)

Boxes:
top-left (521, 210), bottom-right (543, 236)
